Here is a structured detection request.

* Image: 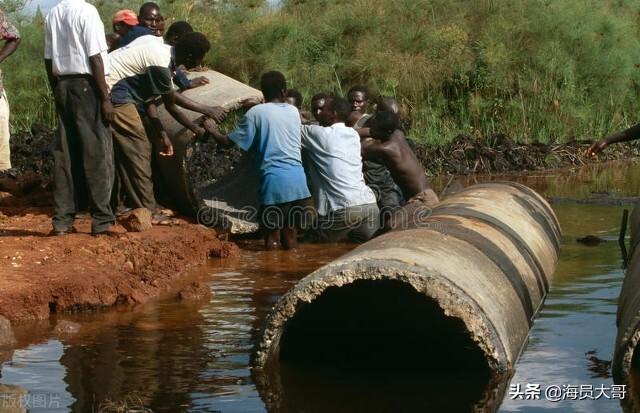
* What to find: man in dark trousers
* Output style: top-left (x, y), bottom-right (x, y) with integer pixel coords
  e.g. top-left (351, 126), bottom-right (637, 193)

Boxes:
top-left (107, 32), bottom-right (224, 221)
top-left (44, 0), bottom-right (125, 236)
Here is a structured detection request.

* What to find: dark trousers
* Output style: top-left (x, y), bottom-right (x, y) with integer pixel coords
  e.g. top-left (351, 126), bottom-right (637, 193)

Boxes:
top-left (52, 77), bottom-right (115, 233)
top-left (111, 103), bottom-right (156, 211)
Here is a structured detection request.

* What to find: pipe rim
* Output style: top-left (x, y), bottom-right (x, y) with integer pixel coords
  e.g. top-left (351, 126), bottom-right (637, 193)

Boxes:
top-left (254, 259), bottom-right (510, 375)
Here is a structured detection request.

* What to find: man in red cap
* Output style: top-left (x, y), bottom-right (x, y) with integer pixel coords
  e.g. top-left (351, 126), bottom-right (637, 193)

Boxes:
top-left (113, 10), bottom-right (138, 37)
top-left (109, 9), bottom-right (153, 52)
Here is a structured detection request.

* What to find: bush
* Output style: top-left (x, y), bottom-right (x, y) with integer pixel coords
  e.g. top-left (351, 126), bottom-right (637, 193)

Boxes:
top-left (4, 0), bottom-right (640, 145)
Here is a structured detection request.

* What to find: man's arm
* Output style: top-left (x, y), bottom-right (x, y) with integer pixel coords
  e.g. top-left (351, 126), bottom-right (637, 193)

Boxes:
top-left (88, 54), bottom-right (114, 124)
top-left (44, 59), bottom-right (56, 92)
top-left (361, 137), bottom-right (396, 162)
top-left (162, 90), bottom-right (207, 140)
top-left (0, 37), bottom-right (18, 65)
top-left (586, 123), bottom-right (640, 156)
top-left (145, 102), bottom-right (174, 156)
top-left (357, 127), bottom-right (371, 138)
top-left (174, 93), bottom-right (227, 124)
top-left (202, 118), bottom-right (234, 148)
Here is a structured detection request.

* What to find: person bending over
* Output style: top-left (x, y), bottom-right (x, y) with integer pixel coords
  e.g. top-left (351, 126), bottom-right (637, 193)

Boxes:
top-left (354, 96), bottom-right (404, 227)
top-left (164, 21), bottom-right (208, 90)
top-left (204, 71), bottom-right (312, 250)
top-left (362, 111), bottom-right (439, 229)
top-left (301, 96), bottom-right (380, 243)
top-left (107, 32), bottom-right (224, 221)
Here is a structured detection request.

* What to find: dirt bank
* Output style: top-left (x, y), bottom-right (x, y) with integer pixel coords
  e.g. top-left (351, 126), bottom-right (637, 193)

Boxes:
top-left (9, 126), bottom-right (640, 181)
top-left (0, 204), bottom-right (239, 323)
top-left (415, 134), bottom-right (640, 175)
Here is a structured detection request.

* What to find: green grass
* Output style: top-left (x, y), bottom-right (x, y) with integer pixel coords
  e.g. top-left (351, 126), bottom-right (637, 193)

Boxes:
top-left (4, 0), bottom-right (640, 145)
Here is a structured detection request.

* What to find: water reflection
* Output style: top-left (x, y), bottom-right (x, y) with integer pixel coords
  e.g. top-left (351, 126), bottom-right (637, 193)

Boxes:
top-left (1, 159), bottom-right (640, 412)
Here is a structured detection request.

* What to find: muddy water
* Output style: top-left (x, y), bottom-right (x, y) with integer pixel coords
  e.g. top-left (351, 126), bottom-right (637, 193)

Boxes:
top-left (1, 160), bottom-right (640, 413)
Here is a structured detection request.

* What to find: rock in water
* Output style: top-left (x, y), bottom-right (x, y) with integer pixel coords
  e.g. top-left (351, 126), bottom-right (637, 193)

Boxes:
top-left (121, 208), bottom-right (153, 232)
top-left (0, 316), bottom-right (16, 347)
top-left (53, 320), bottom-right (81, 336)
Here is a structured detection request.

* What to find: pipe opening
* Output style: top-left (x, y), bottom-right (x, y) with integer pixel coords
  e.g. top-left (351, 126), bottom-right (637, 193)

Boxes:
top-left (278, 279), bottom-right (491, 377)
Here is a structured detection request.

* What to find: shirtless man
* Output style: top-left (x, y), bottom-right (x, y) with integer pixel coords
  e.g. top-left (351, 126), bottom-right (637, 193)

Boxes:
top-left (361, 111), bottom-right (439, 229)
top-left (354, 96), bottom-right (404, 228)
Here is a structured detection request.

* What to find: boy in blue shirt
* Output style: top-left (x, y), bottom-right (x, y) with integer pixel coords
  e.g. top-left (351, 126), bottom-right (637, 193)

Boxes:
top-left (204, 71), bottom-right (311, 250)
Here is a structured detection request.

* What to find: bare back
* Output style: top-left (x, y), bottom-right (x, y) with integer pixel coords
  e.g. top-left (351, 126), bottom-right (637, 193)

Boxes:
top-left (362, 130), bottom-right (430, 200)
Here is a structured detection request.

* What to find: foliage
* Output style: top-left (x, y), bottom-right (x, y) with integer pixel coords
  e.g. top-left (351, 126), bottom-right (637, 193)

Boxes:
top-left (3, 0), bottom-right (640, 145)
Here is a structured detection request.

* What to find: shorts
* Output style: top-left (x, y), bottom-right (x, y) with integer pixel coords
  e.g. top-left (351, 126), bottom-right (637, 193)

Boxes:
top-left (259, 197), bottom-right (315, 230)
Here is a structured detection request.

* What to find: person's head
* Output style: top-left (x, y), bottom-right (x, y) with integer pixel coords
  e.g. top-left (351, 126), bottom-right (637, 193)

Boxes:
top-left (164, 21), bottom-right (193, 46)
top-left (260, 71), bottom-right (287, 102)
top-left (174, 32), bottom-right (211, 69)
top-left (112, 9), bottom-right (138, 37)
top-left (311, 92), bottom-right (328, 122)
top-left (377, 96), bottom-right (401, 116)
top-left (347, 85), bottom-right (369, 113)
top-left (318, 96), bottom-right (351, 127)
top-left (139, 2), bottom-right (162, 33)
top-left (285, 89), bottom-right (303, 109)
top-left (369, 111), bottom-right (399, 140)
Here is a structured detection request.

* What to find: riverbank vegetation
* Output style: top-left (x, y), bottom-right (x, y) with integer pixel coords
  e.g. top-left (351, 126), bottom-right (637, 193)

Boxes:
top-left (4, 0), bottom-right (640, 145)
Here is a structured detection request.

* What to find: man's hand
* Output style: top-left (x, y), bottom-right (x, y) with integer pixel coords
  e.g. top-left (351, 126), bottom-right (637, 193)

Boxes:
top-left (194, 126), bottom-right (207, 142)
top-left (158, 131), bottom-right (174, 157)
top-left (202, 118), bottom-right (218, 135)
top-left (102, 99), bottom-right (115, 125)
top-left (191, 65), bottom-right (208, 72)
top-left (190, 76), bottom-right (209, 88)
top-left (241, 97), bottom-right (262, 109)
top-left (205, 106), bottom-right (228, 124)
top-left (586, 139), bottom-right (609, 157)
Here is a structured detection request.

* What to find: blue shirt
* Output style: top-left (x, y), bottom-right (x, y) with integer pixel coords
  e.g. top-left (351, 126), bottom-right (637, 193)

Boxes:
top-left (229, 103), bottom-right (310, 205)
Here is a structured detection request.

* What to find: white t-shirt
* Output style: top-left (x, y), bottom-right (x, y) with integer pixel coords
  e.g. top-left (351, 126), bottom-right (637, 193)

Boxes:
top-left (301, 122), bottom-right (376, 216)
top-left (44, 0), bottom-right (109, 76)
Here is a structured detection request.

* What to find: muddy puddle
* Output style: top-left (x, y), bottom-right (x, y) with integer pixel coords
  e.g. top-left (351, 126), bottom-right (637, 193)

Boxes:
top-left (2, 159), bottom-right (640, 412)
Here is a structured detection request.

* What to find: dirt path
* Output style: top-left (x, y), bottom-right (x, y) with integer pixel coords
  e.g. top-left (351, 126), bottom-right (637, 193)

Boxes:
top-left (0, 202), bottom-right (238, 323)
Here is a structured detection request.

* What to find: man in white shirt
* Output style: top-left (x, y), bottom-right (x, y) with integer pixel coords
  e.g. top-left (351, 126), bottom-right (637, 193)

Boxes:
top-left (301, 96), bottom-right (380, 243)
top-left (44, 0), bottom-right (124, 236)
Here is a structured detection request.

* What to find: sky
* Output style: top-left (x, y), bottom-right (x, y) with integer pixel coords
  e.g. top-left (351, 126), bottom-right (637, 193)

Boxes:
top-left (25, 0), bottom-right (58, 13)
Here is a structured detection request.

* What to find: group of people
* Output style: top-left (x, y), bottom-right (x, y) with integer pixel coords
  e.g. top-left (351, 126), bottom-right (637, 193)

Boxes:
top-left (43, 1), bottom-right (225, 235)
top-left (0, 0), bottom-right (440, 248)
top-left (206, 75), bottom-right (440, 249)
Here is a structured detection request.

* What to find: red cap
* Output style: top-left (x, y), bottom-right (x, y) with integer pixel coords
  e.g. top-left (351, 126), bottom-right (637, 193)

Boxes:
top-left (112, 10), bottom-right (139, 26)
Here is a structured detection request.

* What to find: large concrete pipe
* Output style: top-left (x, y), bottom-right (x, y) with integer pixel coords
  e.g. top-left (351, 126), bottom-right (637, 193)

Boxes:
top-left (253, 182), bottom-right (560, 410)
top-left (614, 203), bottom-right (640, 412)
top-left (155, 71), bottom-right (263, 233)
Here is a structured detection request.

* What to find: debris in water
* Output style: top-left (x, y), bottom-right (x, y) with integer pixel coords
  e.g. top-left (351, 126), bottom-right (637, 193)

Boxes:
top-left (585, 350), bottom-right (611, 378)
top-left (576, 235), bottom-right (607, 246)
